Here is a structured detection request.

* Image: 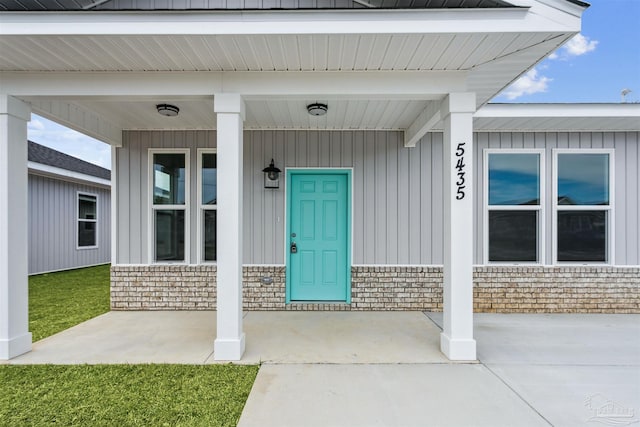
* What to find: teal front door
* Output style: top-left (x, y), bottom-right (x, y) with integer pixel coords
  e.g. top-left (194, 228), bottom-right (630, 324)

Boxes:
top-left (287, 171), bottom-right (351, 302)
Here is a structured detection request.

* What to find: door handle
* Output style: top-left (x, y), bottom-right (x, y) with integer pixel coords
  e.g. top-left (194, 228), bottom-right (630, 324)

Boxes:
top-left (290, 242), bottom-right (297, 254)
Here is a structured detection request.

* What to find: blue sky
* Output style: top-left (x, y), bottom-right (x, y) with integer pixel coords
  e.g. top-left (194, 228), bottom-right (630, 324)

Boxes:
top-left (494, 0), bottom-right (640, 103)
top-left (28, 0), bottom-right (640, 170)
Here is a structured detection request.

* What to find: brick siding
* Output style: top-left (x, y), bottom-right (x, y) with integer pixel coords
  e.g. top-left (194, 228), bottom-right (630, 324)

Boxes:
top-left (111, 265), bottom-right (639, 313)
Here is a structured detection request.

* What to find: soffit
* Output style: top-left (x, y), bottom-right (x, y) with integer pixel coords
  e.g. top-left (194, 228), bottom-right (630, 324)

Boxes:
top-left (2, 5), bottom-right (585, 136)
top-left (1, 30), bottom-right (568, 111)
top-left (0, 32), bottom-right (558, 74)
top-left (473, 104), bottom-right (640, 132)
top-left (27, 97), bottom-right (429, 130)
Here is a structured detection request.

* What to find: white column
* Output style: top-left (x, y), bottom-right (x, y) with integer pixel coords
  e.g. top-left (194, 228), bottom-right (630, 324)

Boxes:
top-left (440, 93), bottom-right (477, 361)
top-left (0, 95), bottom-right (32, 360)
top-left (213, 93), bottom-right (245, 361)
top-left (111, 145), bottom-right (118, 265)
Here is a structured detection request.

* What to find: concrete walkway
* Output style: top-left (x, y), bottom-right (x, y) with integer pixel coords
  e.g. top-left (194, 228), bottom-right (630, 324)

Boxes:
top-left (239, 313), bottom-right (640, 427)
top-left (7, 311), bottom-right (640, 427)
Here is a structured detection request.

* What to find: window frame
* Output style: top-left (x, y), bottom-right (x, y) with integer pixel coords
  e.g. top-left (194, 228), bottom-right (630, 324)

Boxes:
top-left (76, 191), bottom-right (99, 250)
top-left (483, 149), bottom-right (545, 265)
top-left (552, 148), bottom-right (614, 265)
top-left (148, 148), bottom-right (190, 264)
top-left (197, 148), bottom-right (217, 264)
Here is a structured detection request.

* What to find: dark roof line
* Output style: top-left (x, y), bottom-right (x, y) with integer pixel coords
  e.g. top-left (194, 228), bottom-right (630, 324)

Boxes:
top-left (1, 0), bottom-right (516, 11)
top-left (28, 140), bottom-right (111, 181)
top-left (564, 0), bottom-right (590, 8)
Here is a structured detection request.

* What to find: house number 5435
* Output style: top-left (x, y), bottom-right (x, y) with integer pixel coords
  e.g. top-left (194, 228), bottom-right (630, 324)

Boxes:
top-left (455, 142), bottom-right (466, 200)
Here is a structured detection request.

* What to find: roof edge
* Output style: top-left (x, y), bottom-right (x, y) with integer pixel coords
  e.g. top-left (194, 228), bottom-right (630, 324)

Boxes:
top-left (477, 103), bottom-right (640, 118)
top-left (28, 161), bottom-right (111, 188)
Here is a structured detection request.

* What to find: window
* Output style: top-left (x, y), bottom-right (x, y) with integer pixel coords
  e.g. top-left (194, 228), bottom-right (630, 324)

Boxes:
top-left (150, 150), bottom-right (189, 262)
top-left (553, 150), bottom-right (613, 263)
top-left (198, 149), bottom-right (217, 262)
top-left (485, 151), bottom-right (544, 263)
top-left (77, 193), bottom-right (98, 248)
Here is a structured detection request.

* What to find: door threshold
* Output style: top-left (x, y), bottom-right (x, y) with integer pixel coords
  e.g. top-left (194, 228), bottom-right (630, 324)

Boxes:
top-left (289, 301), bottom-right (349, 304)
top-left (286, 301), bottom-right (352, 311)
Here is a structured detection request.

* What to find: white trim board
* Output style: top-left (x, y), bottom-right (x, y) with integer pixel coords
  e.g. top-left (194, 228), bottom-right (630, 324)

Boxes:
top-left (28, 161), bottom-right (111, 188)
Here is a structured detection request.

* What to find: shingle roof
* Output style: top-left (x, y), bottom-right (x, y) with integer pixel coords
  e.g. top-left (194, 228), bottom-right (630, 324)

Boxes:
top-left (1, 0), bottom-right (517, 11)
top-left (28, 140), bottom-right (111, 181)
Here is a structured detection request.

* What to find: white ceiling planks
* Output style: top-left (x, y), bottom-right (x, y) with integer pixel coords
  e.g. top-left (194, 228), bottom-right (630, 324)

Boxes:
top-left (0, 33), bottom-right (565, 73)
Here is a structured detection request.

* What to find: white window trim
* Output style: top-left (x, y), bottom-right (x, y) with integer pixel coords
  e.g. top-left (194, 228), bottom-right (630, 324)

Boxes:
top-left (76, 191), bottom-right (99, 250)
top-left (148, 148), bottom-right (190, 264)
top-left (552, 148), bottom-right (615, 265)
top-left (483, 149), bottom-right (545, 265)
top-left (197, 148), bottom-right (217, 264)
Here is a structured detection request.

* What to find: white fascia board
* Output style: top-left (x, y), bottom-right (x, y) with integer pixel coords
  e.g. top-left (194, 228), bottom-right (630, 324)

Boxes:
top-left (1, 71), bottom-right (468, 99)
top-left (0, 6), bottom-right (581, 36)
top-left (28, 161), bottom-right (111, 188)
top-left (29, 100), bottom-right (122, 147)
top-left (510, 0), bottom-right (587, 19)
top-left (476, 103), bottom-right (640, 119)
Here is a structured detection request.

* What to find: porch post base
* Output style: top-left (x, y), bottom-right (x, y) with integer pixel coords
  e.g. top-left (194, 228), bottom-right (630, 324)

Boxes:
top-left (214, 334), bottom-right (246, 361)
top-left (0, 332), bottom-right (32, 360)
top-left (440, 333), bottom-right (476, 361)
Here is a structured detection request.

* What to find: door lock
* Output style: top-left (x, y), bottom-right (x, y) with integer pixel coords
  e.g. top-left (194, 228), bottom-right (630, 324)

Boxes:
top-left (290, 242), bottom-right (298, 253)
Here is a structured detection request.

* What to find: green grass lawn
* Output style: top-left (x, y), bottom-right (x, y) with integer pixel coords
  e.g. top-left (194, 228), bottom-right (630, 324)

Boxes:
top-left (29, 264), bottom-right (111, 342)
top-left (16, 264), bottom-right (260, 426)
top-left (0, 364), bottom-right (259, 426)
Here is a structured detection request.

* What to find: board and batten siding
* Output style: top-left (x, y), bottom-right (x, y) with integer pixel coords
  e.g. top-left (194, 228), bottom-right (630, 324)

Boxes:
top-left (28, 174), bottom-right (111, 275)
top-left (116, 130), bottom-right (639, 266)
top-left (116, 130), bottom-right (444, 265)
top-left (474, 131), bottom-right (640, 265)
top-left (115, 131), bottom-right (216, 264)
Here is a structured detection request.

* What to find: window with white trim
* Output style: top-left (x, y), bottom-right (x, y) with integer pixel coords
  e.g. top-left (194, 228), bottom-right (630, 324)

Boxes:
top-left (198, 149), bottom-right (217, 262)
top-left (553, 150), bottom-right (613, 263)
top-left (77, 192), bottom-right (98, 248)
top-left (151, 150), bottom-right (189, 262)
top-left (485, 150), bottom-right (544, 263)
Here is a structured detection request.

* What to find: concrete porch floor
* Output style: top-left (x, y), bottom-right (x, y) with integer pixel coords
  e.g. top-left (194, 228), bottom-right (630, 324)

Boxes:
top-left (7, 311), bottom-right (448, 365)
top-left (6, 311), bottom-right (640, 427)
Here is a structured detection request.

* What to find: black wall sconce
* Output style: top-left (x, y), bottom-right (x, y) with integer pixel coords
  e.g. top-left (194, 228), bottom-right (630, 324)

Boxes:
top-left (262, 159), bottom-right (281, 189)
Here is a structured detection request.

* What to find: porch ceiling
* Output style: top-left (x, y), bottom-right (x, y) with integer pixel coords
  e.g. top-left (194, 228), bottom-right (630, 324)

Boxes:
top-left (25, 96), bottom-right (429, 131)
top-left (2, 32), bottom-right (562, 75)
top-left (1, 4), bottom-right (586, 140)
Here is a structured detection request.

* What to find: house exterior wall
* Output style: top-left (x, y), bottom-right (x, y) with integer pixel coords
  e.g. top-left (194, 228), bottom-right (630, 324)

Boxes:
top-left (116, 129), bottom-right (445, 265)
top-left (474, 131), bottom-right (639, 265)
top-left (28, 173), bottom-right (111, 275)
top-left (112, 129), bottom-right (639, 312)
top-left (117, 129), bottom-right (639, 266)
top-left (111, 265), bottom-right (639, 313)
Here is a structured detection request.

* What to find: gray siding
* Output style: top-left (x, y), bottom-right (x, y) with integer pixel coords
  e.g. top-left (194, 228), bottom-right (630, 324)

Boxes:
top-left (473, 131), bottom-right (640, 265)
top-left (243, 130), bottom-right (444, 265)
top-left (28, 174), bottom-right (111, 275)
top-left (115, 130), bottom-right (217, 264)
top-left (116, 130), bottom-right (639, 266)
top-left (117, 130), bottom-right (444, 265)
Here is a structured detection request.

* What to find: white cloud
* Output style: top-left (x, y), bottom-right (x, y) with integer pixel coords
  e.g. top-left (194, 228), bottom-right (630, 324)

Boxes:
top-left (501, 68), bottom-right (552, 100)
top-left (28, 115), bottom-right (112, 169)
top-left (27, 118), bottom-right (45, 131)
top-left (549, 33), bottom-right (598, 60)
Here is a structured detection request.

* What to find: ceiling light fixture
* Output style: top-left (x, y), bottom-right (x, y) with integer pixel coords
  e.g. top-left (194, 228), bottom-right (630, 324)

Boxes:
top-left (156, 104), bottom-right (180, 117)
top-left (307, 103), bottom-right (328, 116)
